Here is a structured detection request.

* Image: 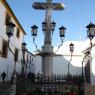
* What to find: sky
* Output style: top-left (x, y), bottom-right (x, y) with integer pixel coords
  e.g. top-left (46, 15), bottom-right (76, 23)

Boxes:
top-left (7, 0), bottom-right (95, 52)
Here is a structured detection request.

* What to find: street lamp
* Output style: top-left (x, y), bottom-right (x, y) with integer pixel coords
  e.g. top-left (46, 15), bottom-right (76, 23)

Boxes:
top-left (31, 23), bottom-right (66, 76)
top-left (53, 25), bottom-right (66, 53)
top-left (81, 22), bottom-right (95, 77)
top-left (42, 21), bottom-right (46, 32)
top-left (59, 26), bottom-right (66, 39)
top-left (80, 22), bottom-right (95, 95)
top-left (6, 21), bottom-right (16, 83)
top-left (31, 24), bottom-right (38, 37)
top-left (6, 21), bottom-right (15, 39)
top-left (31, 0), bottom-right (65, 77)
top-left (69, 43), bottom-right (74, 54)
top-left (68, 42), bottom-right (74, 81)
top-left (86, 22), bottom-right (95, 48)
top-left (51, 21), bottom-right (56, 32)
top-left (31, 24), bottom-right (66, 52)
top-left (22, 42), bottom-right (27, 75)
top-left (31, 24), bottom-right (39, 51)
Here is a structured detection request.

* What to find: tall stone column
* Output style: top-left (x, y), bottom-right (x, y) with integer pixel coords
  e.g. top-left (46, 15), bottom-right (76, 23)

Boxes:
top-left (32, 0), bottom-right (65, 77)
top-left (42, 0), bottom-right (53, 77)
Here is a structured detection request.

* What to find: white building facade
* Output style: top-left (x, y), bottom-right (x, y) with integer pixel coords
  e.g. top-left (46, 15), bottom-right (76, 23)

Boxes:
top-left (0, 0), bottom-right (26, 81)
top-left (35, 40), bottom-right (95, 85)
top-left (84, 39), bottom-right (95, 85)
top-left (35, 41), bottom-right (83, 75)
top-left (1, 0), bottom-right (95, 86)
top-left (24, 50), bottom-right (36, 74)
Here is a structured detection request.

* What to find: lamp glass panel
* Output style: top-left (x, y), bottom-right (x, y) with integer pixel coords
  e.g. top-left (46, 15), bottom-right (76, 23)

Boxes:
top-left (32, 29), bottom-right (37, 36)
top-left (42, 24), bottom-right (46, 31)
top-left (6, 26), bottom-right (14, 34)
top-left (51, 24), bottom-right (55, 31)
top-left (60, 29), bottom-right (65, 37)
top-left (90, 28), bottom-right (95, 36)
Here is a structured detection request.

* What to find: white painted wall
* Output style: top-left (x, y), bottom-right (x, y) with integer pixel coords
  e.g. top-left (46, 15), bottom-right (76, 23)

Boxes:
top-left (90, 41), bottom-right (95, 85)
top-left (1, 1), bottom-right (95, 86)
top-left (34, 40), bottom-right (95, 85)
top-left (0, 1), bottom-right (24, 82)
top-left (35, 56), bottom-right (42, 74)
top-left (35, 41), bottom-right (84, 75)
top-left (25, 51), bottom-right (36, 74)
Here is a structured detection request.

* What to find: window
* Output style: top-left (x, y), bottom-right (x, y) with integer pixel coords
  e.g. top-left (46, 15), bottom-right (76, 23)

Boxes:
top-left (16, 27), bottom-right (20, 38)
top-left (14, 48), bottom-right (18, 62)
top-left (30, 56), bottom-right (31, 64)
top-left (27, 54), bottom-right (28, 63)
top-left (1, 39), bottom-right (8, 58)
top-left (5, 12), bottom-right (11, 25)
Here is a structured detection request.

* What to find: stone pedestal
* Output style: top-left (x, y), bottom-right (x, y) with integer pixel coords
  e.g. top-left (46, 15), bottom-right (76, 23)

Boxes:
top-left (42, 45), bottom-right (53, 77)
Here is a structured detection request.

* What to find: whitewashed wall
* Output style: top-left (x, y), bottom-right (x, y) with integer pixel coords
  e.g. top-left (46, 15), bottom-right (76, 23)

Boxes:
top-left (25, 51), bottom-right (36, 74)
top-left (0, 1), bottom-right (24, 81)
top-left (35, 41), bottom-right (83, 75)
top-left (35, 56), bottom-right (42, 74)
top-left (90, 43), bottom-right (95, 85)
top-left (35, 54), bottom-right (83, 75)
top-left (34, 40), bottom-right (95, 85)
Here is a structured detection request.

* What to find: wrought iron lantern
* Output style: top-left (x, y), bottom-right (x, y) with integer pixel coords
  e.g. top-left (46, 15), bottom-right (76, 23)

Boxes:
top-left (22, 42), bottom-right (27, 51)
top-left (42, 21), bottom-right (46, 31)
top-left (86, 22), bottom-right (95, 40)
top-left (51, 21), bottom-right (56, 32)
top-left (59, 25), bottom-right (66, 38)
top-left (6, 21), bottom-right (15, 38)
top-left (31, 24), bottom-right (38, 37)
top-left (69, 42), bottom-right (74, 53)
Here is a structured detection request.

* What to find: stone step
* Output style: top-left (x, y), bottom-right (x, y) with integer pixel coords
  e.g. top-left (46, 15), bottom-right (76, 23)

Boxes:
top-left (85, 84), bottom-right (95, 95)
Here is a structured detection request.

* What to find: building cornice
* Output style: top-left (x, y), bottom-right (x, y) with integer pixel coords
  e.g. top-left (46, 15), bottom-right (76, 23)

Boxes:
top-left (0, 0), bottom-right (26, 35)
top-left (34, 52), bottom-right (82, 57)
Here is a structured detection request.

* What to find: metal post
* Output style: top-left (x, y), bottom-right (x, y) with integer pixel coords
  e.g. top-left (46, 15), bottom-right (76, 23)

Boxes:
top-left (68, 53), bottom-right (72, 81)
top-left (68, 63), bottom-right (69, 78)
top-left (81, 51), bottom-right (90, 77)
top-left (81, 51), bottom-right (90, 95)
top-left (82, 61), bottom-right (84, 78)
top-left (22, 50), bottom-right (25, 75)
top-left (8, 37), bottom-right (17, 83)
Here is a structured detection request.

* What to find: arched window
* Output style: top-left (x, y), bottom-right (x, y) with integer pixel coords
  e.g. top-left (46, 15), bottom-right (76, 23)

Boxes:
top-left (1, 39), bottom-right (8, 58)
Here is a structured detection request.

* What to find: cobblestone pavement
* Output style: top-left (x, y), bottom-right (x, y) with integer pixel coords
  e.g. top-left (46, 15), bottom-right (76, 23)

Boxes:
top-left (0, 81), bottom-right (12, 95)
